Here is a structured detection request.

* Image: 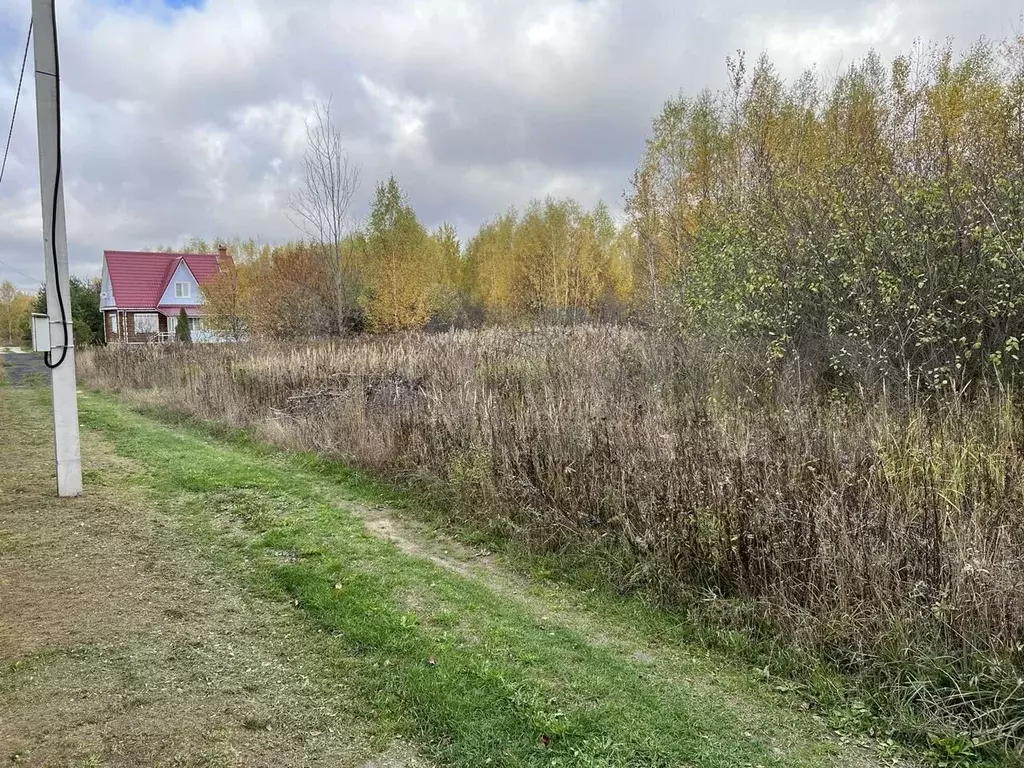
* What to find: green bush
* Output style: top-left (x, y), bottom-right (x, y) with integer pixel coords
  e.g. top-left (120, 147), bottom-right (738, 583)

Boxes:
top-left (630, 39), bottom-right (1024, 392)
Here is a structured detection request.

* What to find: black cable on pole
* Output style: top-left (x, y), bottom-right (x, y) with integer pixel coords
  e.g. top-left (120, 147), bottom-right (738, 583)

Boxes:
top-left (42, 2), bottom-right (68, 369)
top-left (0, 19), bottom-right (32, 188)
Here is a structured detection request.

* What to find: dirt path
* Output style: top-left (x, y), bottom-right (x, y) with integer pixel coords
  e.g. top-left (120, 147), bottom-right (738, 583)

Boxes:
top-left (331, 498), bottom-right (895, 767)
top-left (0, 387), bottom-right (423, 767)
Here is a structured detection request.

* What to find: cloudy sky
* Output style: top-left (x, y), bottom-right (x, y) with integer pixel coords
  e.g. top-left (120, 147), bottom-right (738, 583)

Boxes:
top-left (0, 0), bottom-right (1018, 289)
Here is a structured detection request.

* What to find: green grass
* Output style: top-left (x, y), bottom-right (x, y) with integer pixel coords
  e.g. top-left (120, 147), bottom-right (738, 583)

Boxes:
top-left (69, 388), bottom-right (878, 768)
top-left (99, 400), bottom-right (1018, 767)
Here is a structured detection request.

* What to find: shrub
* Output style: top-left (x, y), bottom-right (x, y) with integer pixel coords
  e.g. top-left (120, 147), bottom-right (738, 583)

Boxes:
top-left (176, 308), bottom-right (192, 344)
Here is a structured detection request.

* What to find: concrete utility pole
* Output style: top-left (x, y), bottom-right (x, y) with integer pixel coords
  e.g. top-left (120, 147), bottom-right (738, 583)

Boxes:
top-left (32, 0), bottom-right (82, 497)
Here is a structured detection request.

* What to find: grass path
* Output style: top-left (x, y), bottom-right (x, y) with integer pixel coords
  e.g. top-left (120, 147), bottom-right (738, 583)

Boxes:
top-left (2, 386), bottom-right (900, 767)
top-left (0, 387), bottom-right (423, 767)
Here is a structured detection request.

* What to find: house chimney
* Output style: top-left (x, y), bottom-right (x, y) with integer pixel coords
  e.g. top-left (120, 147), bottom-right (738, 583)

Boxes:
top-left (217, 245), bottom-right (228, 259)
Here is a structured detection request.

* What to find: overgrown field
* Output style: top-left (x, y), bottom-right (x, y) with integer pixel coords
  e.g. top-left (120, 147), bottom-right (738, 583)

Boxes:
top-left (80, 330), bottom-right (1024, 760)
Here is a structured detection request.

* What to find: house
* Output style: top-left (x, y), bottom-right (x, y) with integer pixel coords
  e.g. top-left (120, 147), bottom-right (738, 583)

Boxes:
top-left (100, 247), bottom-right (229, 344)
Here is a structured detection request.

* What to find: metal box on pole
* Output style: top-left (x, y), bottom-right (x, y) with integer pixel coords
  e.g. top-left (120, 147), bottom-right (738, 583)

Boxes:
top-left (30, 313), bottom-right (50, 352)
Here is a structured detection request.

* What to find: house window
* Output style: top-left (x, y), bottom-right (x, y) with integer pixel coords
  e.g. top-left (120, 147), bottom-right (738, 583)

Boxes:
top-left (134, 313), bottom-right (158, 334)
top-left (174, 282), bottom-right (191, 299)
top-left (109, 314), bottom-right (117, 332)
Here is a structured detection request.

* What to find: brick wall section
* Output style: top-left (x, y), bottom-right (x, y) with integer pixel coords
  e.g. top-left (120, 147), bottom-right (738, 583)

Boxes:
top-left (104, 311), bottom-right (118, 343)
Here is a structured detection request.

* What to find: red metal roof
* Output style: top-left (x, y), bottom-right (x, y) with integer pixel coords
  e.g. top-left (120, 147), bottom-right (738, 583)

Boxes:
top-left (104, 250), bottom-right (227, 309)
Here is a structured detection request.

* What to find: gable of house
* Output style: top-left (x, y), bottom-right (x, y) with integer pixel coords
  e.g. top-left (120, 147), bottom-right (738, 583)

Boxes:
top-left (157, 260), bottom-right (202, 306)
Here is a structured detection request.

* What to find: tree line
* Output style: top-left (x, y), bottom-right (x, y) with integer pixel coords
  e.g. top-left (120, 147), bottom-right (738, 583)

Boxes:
top-left (0, 281), bottom-right (33, 347)
top-left (201, 185), bottom-right (641, 337)
top-left (202, 102), bottom-right (640, 337)
top-left (201, 33), bottom-right (1024, 390)
top-left (629, 38), bottom-right (1024, 389)
top-left (0, 277), bottom-right (104, 349)
top-left (199, 99), bottom-right (645, 336)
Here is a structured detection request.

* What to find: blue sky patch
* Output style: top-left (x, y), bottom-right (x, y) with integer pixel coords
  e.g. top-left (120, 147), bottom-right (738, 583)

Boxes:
top-left (105, 0), bottom-right (205, 11)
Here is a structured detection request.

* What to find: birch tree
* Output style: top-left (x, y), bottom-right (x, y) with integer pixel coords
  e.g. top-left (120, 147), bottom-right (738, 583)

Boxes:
top-left (363, 177), bottom-right (432, 332)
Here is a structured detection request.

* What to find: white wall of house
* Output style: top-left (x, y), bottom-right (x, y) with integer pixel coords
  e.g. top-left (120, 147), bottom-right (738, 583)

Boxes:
top-left (100, 263), bottom-right (115, 309)
top-left (194, 327), bottom-right (223, 343)
top-left (166, 313), bottom-right (222, 343)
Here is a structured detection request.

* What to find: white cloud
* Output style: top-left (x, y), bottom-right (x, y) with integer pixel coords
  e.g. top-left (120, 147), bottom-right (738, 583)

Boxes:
top-left (358, 74), bottom-right (433, 160)
top-left (0, 0), bottom-right (1017, 289)
top-left (757, 3), bottom-right (904, 73)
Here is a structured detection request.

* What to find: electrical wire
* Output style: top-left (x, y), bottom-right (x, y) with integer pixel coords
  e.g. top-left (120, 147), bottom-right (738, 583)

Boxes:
top-left (41, 2), bottom-right (68, 369)
top-left (0, 256), bottom-right (40, 284)
top-left (0, 19), bottom-right (32, 188)
top-left (0, 22), bottom-right (43, 295)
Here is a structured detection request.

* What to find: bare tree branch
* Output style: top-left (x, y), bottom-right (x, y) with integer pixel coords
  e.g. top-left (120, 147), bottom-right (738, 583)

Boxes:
top-left (287, 98), bottom-right (362, 333)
